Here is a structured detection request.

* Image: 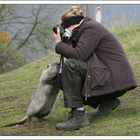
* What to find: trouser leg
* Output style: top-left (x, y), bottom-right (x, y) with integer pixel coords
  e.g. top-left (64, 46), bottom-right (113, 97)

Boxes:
top-left (83, 96), bottom-right (100, 109)
top-left (100, 90), bottom-right (127, 103)
top-left (62, 58), bottom-right (87, 108)
top-left (83, 90), bottom-right (127, 109)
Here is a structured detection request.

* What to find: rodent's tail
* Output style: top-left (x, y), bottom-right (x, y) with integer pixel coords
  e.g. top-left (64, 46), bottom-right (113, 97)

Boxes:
top-left (2, 116), bottom-right (28, 127)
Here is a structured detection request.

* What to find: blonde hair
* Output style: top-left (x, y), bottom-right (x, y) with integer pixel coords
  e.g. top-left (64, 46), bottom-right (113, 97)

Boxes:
top-left (61, 6), bottom-right (84, 22)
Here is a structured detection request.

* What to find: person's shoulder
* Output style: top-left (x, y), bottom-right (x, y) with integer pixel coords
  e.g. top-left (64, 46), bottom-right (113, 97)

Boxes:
top-left (82, 17), bottom-right (95, 27)
top-left (81, 17), bottom-right (103, 29)
top-left (80, 17), bottom-right (110, 36)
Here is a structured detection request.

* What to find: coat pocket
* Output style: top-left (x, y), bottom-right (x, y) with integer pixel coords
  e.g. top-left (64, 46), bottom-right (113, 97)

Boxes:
top-left (90, 67), bottom-right (111, 90)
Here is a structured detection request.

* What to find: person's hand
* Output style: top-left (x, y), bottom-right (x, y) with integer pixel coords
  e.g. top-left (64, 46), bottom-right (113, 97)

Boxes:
top-left (53, 27), bottom-right (61, 44)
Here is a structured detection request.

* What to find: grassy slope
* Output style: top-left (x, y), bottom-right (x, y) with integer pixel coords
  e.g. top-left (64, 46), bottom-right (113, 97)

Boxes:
top-left (0, 25), bottom-right (140, 136)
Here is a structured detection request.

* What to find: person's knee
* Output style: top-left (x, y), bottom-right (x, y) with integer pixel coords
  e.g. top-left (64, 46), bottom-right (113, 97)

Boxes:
top-left (64, 58), bottom-right (77, 69)
top-left (63, 58), bottom-right (87, 76)
top-left (62, 59), bottom-right (79, 75)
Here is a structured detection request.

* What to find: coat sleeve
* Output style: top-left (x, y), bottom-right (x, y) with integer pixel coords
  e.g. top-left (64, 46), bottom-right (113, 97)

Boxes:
top-left (55, 24), bottom-right (105, 61)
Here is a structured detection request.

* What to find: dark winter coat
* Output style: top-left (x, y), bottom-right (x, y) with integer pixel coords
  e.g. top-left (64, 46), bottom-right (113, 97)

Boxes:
top-left (55, 17), bottom-right (137, 98)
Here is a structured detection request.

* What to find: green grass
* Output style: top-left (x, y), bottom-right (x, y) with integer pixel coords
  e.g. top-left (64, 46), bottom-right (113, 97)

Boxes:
top-left (0, 25), bottom-right (140, 136)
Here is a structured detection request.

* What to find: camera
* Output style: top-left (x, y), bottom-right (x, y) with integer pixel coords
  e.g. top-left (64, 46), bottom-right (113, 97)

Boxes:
top-left (52, 25), bottom-right (72, 41)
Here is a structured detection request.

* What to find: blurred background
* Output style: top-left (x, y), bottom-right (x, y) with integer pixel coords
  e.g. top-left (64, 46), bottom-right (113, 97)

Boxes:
top-left (0, 4), bottom-right (140, 73)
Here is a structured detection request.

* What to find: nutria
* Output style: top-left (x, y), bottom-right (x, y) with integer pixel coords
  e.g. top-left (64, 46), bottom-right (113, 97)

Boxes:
top-left (3, 62), bottom-right (60, 127)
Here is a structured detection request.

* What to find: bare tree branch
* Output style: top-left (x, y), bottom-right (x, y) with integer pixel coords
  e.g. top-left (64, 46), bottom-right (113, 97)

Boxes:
top-left (17, 5), bottom-right (43, 49)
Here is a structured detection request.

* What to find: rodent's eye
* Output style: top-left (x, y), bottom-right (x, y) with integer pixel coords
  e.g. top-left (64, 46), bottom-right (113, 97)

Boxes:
top-left (47, 65), bottom-right (49, 68)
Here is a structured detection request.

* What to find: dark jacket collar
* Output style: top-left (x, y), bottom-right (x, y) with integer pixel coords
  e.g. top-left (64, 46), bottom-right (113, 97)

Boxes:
top-left (77, 16), bottom-right (92, 29)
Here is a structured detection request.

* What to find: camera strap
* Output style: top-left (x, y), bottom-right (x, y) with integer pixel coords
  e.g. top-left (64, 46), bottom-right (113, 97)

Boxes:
top-left (59, 55), bottom-right (64, 74)
top-left (56, 55), bottom-right (64, 85)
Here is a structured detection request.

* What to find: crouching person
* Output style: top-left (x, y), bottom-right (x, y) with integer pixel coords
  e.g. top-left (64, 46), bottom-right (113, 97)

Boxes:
top-left (53, 6), bottom-right (137, 131)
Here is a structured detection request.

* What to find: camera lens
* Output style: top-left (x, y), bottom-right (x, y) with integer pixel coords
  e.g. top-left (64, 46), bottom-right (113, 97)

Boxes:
top-left (52, 25), bottom-right (59, 34)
